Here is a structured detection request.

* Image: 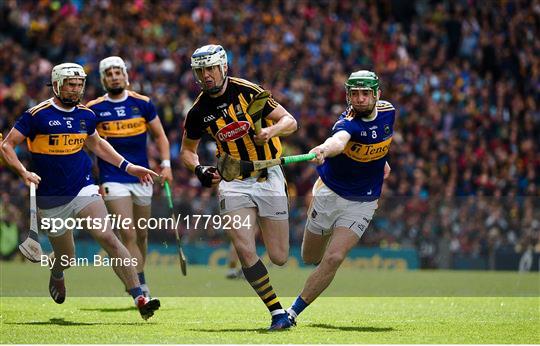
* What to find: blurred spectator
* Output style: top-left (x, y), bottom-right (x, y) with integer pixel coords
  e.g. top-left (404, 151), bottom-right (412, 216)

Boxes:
top-left (1, 0), bottom-right (538, 269)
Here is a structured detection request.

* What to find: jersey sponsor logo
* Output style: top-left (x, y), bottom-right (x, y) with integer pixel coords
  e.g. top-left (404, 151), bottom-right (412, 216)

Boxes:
top-left (216, 121), bottom-right (251, 142)
top-left (343, 137), bottom-right (392, 162)
top-left (27, 133), bottom-right (87, 155)
top-left (48, 120), bottom-right (62, 126)
top-left (96, 117), bottom-right (146, 138)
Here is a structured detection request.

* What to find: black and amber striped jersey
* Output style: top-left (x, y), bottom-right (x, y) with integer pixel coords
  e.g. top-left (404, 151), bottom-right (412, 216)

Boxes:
top-left (87, 91), bottom-right (157, 184)
top-left (184, 77), bottom-right (283, 171)
top-left (14, 98), bottom-right (97, 208)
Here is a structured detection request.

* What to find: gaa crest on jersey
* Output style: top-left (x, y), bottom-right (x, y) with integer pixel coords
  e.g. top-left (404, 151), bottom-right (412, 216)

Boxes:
top-left (131, 106), bottom-right (141, 116)
top-left (80, 119), bottom-right (87, 132)
top-left (216, 121), bottom-right (251, 142)
top-left (384, 124), bottom-right (390, 135)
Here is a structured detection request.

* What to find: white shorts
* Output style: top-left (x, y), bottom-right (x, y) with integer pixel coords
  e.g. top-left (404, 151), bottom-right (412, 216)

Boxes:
top-left (39, 185), bottom-right (102, 237)
top-left (218, 166), bottom-right (289, 220)
top-left (305, 179), bottom-right (378, 238)
top-left (102, 182), bottom-right (153, 206)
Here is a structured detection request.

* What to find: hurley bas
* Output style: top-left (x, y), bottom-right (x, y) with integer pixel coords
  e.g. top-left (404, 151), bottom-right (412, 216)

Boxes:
top-left (41, 255), bottom-right (138, 269)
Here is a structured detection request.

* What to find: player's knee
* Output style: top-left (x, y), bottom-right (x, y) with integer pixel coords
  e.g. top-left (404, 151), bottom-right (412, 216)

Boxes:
top-left (97, 233), bottom-right (122, 253)
top-left (324, 252), bottom-right (346, 268)
top-left (301, 246), bottom-right (322, 265)
top-left (119, 227), bottom-right (137, 244)
top-left (302, 253), bottom-right (322, 265)
top-left (269, 252), bottom-right (288, 266)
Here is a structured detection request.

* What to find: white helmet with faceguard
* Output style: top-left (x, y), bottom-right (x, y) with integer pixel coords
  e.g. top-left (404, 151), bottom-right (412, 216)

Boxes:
top-left (99, 56), bottom-right (129, 93)
top-left (191, 44), bottom-right (228, 94)
top-left (51, 63), bottom-right (87, 106)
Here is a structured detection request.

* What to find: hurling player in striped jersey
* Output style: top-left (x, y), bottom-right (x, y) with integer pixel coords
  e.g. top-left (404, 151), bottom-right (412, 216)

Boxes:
top-left (287, 71), bottom-right (393, 325)
top-left (0, 63), bottom-right (160, 320)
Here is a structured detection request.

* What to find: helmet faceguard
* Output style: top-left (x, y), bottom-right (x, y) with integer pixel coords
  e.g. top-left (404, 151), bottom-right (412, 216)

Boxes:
top-left (99, 56), bottom-right (129, 94)
top-left (50, 63), bottom-right (87, 107)
top-left (191, 44), bottom-right (228, 94)
top-left (344, 70), bottom-right (380, 116)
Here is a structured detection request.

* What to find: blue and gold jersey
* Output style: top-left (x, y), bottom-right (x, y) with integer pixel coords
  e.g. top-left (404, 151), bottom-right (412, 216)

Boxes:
top-left (87, 91), bottom-right (157, 184)
top-left (317, 100), bottom-right (396, 201)
top-left (14, 98), bottom-right (97, 208)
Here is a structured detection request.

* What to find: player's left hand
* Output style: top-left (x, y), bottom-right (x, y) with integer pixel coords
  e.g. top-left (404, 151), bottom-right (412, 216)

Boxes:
top-left (384, 161), bottom-right (391, 179)
top-left (159, 167), bottom-right (173, 186)
top-left (127, 164), bottom-right (159, 185)
top-left (254, 127), bottom-right (273, 145)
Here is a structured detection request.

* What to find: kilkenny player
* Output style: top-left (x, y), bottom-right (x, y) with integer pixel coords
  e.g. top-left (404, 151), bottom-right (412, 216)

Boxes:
top-left (181, 45), bottom-right (298, 330)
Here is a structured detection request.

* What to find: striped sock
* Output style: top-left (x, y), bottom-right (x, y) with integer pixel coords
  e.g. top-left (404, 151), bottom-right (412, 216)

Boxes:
top-left (242, 259), bottom-right (284, 316)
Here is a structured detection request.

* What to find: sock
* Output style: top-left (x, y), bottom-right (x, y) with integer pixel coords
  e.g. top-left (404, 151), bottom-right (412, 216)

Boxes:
top-left (242, 259), bottom-right (284, 316)
top-left (128, 286), bottom-right (143, 300)
top-left (288, 295), bottom-right (309, 318)
top-left (137, 272), bottom-right (146, 285)
top-left (51, 270), bottom-right (64, 279)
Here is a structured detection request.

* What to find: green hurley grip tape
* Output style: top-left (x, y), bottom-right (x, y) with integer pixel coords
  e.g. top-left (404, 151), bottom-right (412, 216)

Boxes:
top-left (164, 181), bottom-right (173, 209)
top-left (282, 153), bottom-right (316, 165)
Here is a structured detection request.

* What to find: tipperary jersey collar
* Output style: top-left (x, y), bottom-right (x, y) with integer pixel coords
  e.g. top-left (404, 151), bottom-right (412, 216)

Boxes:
top-left (105, 90), bottom-right (128, 103)
top-left (50, 98), bottom-right (76, 112)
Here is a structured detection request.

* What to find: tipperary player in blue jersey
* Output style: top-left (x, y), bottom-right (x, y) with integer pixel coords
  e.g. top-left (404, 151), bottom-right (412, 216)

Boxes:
top-left (87, 56), bottom-right (172, 298)
top-left (287, 70), bottom-right (393, 325)
top-left (0, 63), bottom-right (160, 320)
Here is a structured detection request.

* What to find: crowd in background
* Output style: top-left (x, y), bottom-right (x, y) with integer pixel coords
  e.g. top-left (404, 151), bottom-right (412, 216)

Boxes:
top-left (1, 0), bottom-right (539, 269)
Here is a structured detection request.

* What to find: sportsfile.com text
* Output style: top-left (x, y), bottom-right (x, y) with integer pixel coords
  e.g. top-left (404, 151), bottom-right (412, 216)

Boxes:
top-left (41, 214), bottom-right (252, 233)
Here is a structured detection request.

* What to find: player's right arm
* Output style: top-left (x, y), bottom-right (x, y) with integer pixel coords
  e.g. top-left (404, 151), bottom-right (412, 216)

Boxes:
top-left (0, 128), bottom-right (41, 186)
top-left (180, 134), bottom-right (220, 187)
top-left (309, 130), bottom-right (351, 165)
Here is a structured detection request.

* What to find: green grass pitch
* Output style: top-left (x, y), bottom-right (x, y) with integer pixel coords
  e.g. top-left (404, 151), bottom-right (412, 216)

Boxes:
top-left (0, 262), bottom-right (538, 344)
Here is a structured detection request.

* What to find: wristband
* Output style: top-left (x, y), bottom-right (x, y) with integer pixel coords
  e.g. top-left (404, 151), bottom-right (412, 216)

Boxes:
top-left (119, 159), bottom-right (131, 171)
top-left (160, 160), bottom-right (171, 168)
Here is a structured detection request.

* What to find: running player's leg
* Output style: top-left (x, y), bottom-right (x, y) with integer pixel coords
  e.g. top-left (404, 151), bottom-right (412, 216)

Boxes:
top-left (133, 203), bottom-right (151, 294)
top-left (287, 227), bottom-right (359, 323)
top-left (300, 228), bottom-right (331, 265)
top-left (225, 241), bottom-right (243, 279)
top-left (258, 218), bottom-right (288, 266)
top-left (106, 197), bottom-right (143, 272)
top-left (300, 227), bottom-right (360, 302)
top-left (226, 207), bottom-right (291, 330)
top-left (47, 230), bottom-right (75, 304)
top-left (79, 199), bottom-right (138, 288)
top-left (78, 199), bottom-right (160, 319)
